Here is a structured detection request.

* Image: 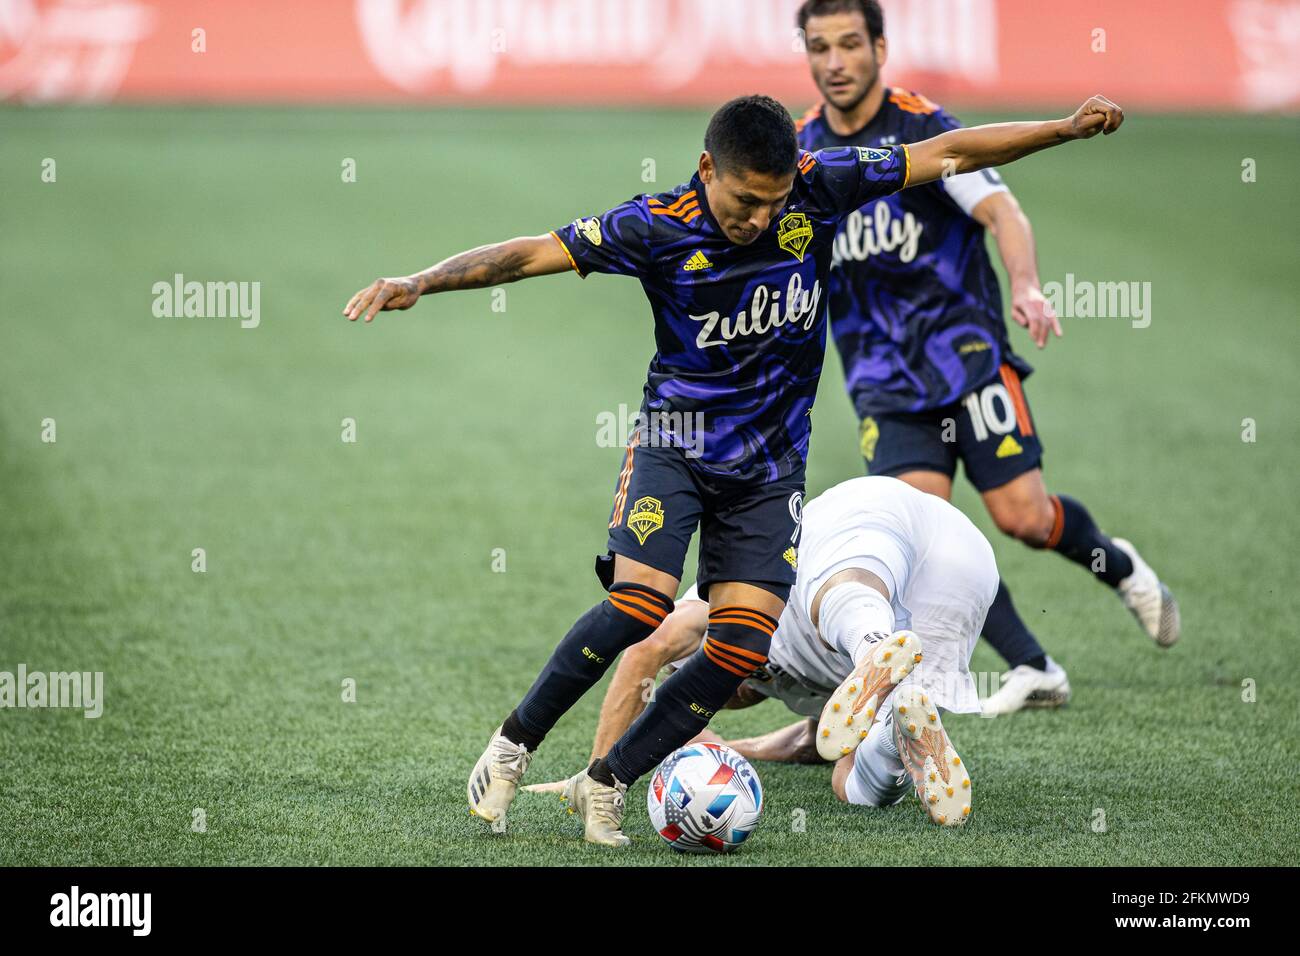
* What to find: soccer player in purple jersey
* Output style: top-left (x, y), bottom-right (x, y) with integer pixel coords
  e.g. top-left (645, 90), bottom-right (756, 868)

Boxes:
top-left (343, 90), bottom-right (1125, 847)
top-left (794, 0), bottom-right (1179, 716)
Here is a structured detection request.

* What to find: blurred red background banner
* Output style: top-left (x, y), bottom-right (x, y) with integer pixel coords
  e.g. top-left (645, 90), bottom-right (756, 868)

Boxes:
top-left (1, 0), bottom-right (1297, 110)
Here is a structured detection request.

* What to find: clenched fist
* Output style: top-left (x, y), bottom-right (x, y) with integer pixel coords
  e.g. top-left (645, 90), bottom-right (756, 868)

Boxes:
top-left (1066, 94), bottom-right (1124, 139)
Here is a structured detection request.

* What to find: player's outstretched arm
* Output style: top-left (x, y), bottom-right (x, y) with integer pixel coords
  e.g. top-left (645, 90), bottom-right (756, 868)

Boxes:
top-left (972, 191), bottom-right (1061, 348)
top-left (342, 233), bottom-right (571, 323)
top-left (725, 719), bottom-right (823, 765)
top-left (905, 95), bottom-right (1124, 188)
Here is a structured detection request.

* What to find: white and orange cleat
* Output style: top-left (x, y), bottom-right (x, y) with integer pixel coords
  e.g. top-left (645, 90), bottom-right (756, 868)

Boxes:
top-left (816, 630), bottom-right (922, 762)
top-left (892, 686), bottom-right (972, 827)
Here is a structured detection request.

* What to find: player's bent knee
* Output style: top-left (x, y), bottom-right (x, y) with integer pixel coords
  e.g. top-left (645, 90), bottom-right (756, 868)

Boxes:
top-left (622, 627), bottom-right (673, 670)
top-left (992, 505), bottom-right (1054, 547)
top-left (601, 582), bottom-right (676, 648)
top-left (702, 605), bottom-right (778, 677)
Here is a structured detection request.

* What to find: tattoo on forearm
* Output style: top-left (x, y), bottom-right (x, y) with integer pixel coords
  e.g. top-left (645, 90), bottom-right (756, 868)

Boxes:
top-left (418, 243), bottom-right (529, 293)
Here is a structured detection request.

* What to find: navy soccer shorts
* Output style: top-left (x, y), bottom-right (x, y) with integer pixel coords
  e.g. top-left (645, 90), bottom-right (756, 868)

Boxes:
top-left (859, 364), bottom-right (1043, 493)
top-left (597, 438), bottom-right (803, 601)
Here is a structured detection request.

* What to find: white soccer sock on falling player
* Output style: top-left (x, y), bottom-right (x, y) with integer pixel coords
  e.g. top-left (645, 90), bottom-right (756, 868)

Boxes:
top-left (819, 580), bottom-right (896, 665)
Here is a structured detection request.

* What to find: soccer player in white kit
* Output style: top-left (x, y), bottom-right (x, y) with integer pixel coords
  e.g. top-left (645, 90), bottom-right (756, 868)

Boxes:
top-left (528, 475), bottom-right (998, 826)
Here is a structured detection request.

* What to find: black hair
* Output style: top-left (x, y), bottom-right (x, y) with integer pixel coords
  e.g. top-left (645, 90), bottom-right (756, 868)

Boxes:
top-left (796, 0), bottom-right (885, 40)
top-left (703, 95), bottom-right (799, 178)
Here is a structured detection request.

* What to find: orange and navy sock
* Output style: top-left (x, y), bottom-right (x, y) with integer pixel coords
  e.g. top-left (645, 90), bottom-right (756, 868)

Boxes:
top-left (1045, 494), bottom-right (1134, 588)
top-left (506, 581), bottom-right (673, 751)
top-left (601, 604), bottom-right (777, 786)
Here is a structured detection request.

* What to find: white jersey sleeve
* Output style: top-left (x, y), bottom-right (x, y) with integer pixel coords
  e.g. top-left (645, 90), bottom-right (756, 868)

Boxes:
top-left (941, 167), bottom-right (1010, 217)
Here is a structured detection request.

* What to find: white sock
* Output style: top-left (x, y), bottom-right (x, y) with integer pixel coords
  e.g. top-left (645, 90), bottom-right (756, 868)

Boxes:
top-left (844, 708), bottom-right (907, 807)
top-left (818, 581), bottom-right (895, 666)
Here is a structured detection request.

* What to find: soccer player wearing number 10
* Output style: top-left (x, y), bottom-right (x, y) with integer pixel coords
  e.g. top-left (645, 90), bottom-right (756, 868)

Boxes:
top-left (794, 1), bottom-right (1179, 717)
top-left (342, 92), bottom-right (1126, 848)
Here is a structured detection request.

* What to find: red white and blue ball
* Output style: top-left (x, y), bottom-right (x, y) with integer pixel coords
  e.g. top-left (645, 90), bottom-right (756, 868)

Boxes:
top-left (647, 742), bottom-right (763, 853)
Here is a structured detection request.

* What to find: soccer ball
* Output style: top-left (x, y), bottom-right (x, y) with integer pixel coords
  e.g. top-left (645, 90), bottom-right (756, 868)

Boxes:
top-left (646, 742), bottom-right (763, 853)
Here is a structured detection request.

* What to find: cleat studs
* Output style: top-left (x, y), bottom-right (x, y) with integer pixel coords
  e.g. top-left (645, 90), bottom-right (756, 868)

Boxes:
top-left (866, 708), bottom-right (875, 719)
top-left (913, 653), bottom-right (923, 663)
top-left (883, 651), bottom-right (892, 661)
top-left (907, 723), bottom-right (916, 733)
top-left (928, 713), bottom-right (937, 722)
top-left (938, 814), bottom-right (947, 825)
top-left (946, 786), bottom-right (954, 797)
top-left (962, 779), bottom-right (970, 788)
top-left (845, 716), bottom-right (853, 726)
top-left (962, 806), bottom-right (971, 817)
top-left (928, 794), bottom-right (938, 804)
top-left (899, 706), bottom-right (907, 715)
top-left (897, 636), bottom-right (906, 646)
top-left (929, 772), bottom-right (936, 782)
top-left (953, 757), bottom-right (962, 766)
top-left (849, 685), bottom-right (857, 694)
top-left (821, 729), bottom-right (830, 737)
top-left (832, 703), bottom-right (840, 712)
top-left (921, 695), bottom-right (927, 705)
top-left (859, 730), bottom-right (868, 738)
top-left (842, 747), bottom-right (851, 755)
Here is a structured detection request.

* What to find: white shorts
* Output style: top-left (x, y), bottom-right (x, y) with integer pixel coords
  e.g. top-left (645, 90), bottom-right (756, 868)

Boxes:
top-left (784, 479), bottom-right (999, 714)
top-left (678, 478), bottom-right (998, 714)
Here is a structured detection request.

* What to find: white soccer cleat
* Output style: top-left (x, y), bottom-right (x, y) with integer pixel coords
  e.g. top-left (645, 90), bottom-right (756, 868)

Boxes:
top-left (467, 725), bottom-right (533, 826)
top-left (893, 686), bottom-right (971, 827)
top-left (1113, 538), bottom-right (1180, 647)
top-left (561, 767), bottom-right (631, 848)
top-left (816, 630), bottom-right (922, 762)
top-left (981, 656), bottom-right (1071, 716)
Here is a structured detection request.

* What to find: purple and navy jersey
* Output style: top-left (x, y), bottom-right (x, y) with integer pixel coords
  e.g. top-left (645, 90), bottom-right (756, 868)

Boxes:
top-left (551, 144), bottom-right (909, 483)
top-left (797, 88), bottom-right (1032, 417)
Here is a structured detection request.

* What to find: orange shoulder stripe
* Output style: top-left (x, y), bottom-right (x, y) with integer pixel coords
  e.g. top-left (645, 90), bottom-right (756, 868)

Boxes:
top-left (648, 190), bottom-right (697, 212)
top-left (650, 201), bottom-right (699, 218)
top-left (889, 89), bottom-right (940, 115)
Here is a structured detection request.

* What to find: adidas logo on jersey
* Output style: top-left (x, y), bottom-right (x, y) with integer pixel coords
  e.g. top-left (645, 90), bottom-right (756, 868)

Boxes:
top-left (682, 250), bottom-right (713, 272)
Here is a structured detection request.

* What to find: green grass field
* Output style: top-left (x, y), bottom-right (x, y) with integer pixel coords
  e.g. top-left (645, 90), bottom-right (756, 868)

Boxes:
top-left (1, 105), bottom-right (1297, 866)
